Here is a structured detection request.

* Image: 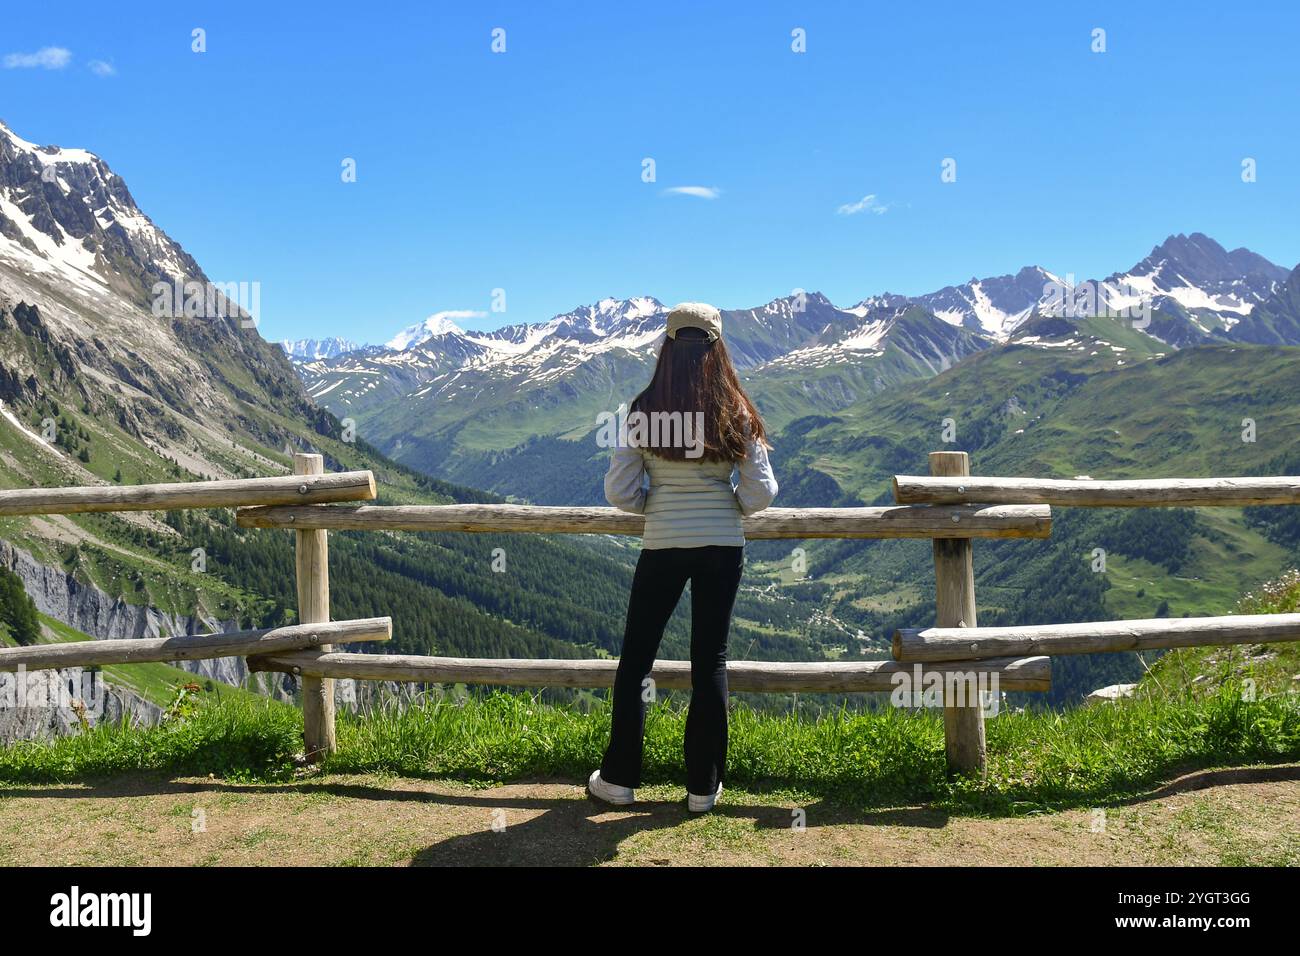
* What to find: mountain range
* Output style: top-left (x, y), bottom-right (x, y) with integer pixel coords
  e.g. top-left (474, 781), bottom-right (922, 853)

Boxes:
top-left (287, 232), bottom-right (1300, 491)
top-left (281, 336), bottom-right (359, 361)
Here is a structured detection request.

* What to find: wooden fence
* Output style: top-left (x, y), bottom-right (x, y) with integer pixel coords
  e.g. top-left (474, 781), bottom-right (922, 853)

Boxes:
top-left (2, 450), bottom-right (1298, 777)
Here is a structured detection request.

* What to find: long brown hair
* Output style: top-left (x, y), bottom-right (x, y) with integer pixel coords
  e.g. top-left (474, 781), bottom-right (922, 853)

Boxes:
top-left (630, 326), bottom-right (768, 462)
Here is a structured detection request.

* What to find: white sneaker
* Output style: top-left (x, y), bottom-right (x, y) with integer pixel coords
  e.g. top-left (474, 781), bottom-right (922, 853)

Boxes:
top-left (587, 770), bottom-right (635, 806)
top-left (687, 782), bottom-right (723, 813)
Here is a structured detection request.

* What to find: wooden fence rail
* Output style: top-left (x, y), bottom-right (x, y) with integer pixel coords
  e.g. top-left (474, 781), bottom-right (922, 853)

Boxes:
top-left (235, 502), bottom-right (1052, 539)
top-left (0, 470), bottom-right (376, 516)
top-left (247, 650), bottom-right (1051, 692)
top-left (894, 613), bottom-right (1300, 663)
top-left (0, 617), bottom-right (391, 672)
top-left (892, 475), bottom-right (1300, 507)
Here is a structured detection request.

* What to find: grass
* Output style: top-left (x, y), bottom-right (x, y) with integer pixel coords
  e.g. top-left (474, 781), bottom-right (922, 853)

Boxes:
top-left (0, 697), bottom-right (302, 784)
top-left (327, 678), bottom-right (1300, 814)
top-left (2, 676), bottom-right (1296, 817)
top-left (4, 572), bottom-right (1299, 819)
top-left (1140, 568), bottom-right (1300, 697)
top-left (1100, 509), bottom-right (1292, 620)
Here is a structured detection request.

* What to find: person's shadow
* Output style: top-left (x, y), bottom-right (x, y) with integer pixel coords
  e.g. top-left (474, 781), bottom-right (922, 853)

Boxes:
top-left (405, 783), bottom-right (947, 866)
top-left (413, 790), bottom-right (699, 866)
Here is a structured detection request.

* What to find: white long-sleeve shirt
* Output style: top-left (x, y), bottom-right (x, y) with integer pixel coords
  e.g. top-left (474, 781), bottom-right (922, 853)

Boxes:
top-left (604, 440), bottom-right (778, 548)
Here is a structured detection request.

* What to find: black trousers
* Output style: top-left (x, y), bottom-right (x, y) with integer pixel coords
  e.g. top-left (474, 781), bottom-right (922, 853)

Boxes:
top-left (599, 545), bottom-right (744, 795)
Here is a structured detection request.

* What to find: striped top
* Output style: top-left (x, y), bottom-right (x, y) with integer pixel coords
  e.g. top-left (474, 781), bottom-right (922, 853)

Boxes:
top-left (603, 440), bottom-right (779, 549)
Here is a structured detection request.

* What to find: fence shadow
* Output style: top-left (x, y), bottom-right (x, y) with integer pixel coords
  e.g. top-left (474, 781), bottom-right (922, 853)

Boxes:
top-left (6, 759), bottom-right (1300, 812)
top-left (1126, 763), bottom-right (1300, 802)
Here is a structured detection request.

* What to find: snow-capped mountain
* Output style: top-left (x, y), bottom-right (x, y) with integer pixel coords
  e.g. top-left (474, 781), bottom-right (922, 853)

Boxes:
top-left (298, 232), bottom-right (1296, 411)
top-left (281, 336), bottom-right (360, 360)
top-left (293, 289), bottom-right (992, 480)
top-left (904, 266), bottom-right (1063, 340)
top-left (516, 295), bottom-right (663, 343)
top-left (0, 119), bottom-right (202, 302)
top-left (1117, 232), bottom-right (1286, 316)
top-left (750, 295), bottom-right (984, 375)
top-left (993, 234), bottom-right (1294, 351)
top-left (1226, 262), bottom-right (1300, 346)
top-left (297, 295), bottom-right (671, 411)
top-left (0, 119), bottom-right (324, 483)
top-left (290, 232), bottom-right (1297, 486)
top-left (381, 297), bottom-right (666, 355)
top-left (842, 236), bottom-right (1290, 348)
top-left (387, 311), bottom-right (476, 351)
top-left (294, 235), bottom-right (1295, 400)
top-left (1092, 233), bottom-right (1289, 346)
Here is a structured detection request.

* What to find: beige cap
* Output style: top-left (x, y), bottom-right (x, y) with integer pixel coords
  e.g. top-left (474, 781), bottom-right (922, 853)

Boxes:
top-left (666, 302), bottom-right (722, 342)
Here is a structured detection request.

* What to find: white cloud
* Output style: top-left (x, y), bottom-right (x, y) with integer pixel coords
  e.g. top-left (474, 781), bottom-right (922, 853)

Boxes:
top-left (385, 310), bottom-right (488, 350)
top-left (429, 309), bottom-right (486, 322)
top-left (661, 185), bottom-right (721, 200)
top-left (88, 59), bottom-right (116, 77)
top-left (4, 47), bottom-right (72, 70)
top-left (836, 194), bottom-right (890, 216)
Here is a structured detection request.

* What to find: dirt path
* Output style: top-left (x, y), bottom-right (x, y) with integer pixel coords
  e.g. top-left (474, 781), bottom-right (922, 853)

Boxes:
top-left (2, 764), bottom-right (1298, 866)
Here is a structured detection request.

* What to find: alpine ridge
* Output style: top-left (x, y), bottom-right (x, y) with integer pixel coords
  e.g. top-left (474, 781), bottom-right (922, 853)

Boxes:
top-left (291, 232), bottom-right (1299, 481)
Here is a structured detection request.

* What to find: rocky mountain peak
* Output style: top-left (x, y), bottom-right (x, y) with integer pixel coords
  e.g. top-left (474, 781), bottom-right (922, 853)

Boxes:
top-left (0, 120), bottom-right (202, 304)
top-left (1137, 232), bottom-right (1288, 285)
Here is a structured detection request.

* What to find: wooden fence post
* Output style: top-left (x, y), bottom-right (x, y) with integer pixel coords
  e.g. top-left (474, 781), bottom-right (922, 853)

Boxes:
top-left (929, 450), bottom-right (987, 777)
top-left (294, 453), bottom-right (335, 761)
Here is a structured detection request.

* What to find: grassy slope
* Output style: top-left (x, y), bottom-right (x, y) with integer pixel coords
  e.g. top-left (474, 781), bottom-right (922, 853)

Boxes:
top-left (790, 343), bottom-right (1300, 503)
top-left (777, 342), bottom-right (1300, 626)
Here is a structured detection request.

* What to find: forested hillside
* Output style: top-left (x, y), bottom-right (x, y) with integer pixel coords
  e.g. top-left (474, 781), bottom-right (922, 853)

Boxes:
top-left (759, 343), bottom-right (1300, 703)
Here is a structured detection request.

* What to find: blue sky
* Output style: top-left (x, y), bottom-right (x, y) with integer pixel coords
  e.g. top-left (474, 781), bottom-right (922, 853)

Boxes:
top-left (3, 1), bottom-right (1298, 343)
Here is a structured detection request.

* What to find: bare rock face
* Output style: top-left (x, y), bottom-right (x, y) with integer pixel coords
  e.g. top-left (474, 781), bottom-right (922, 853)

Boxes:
top-left (0, 539), bottom-right (229, 639)
top-left (0, 666), bottom-right (164, 744)
top-left (1086, 682), bottom-right (1139, 703)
